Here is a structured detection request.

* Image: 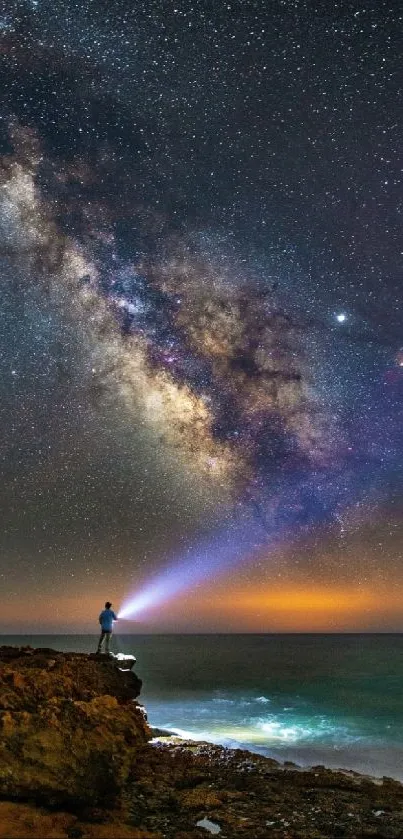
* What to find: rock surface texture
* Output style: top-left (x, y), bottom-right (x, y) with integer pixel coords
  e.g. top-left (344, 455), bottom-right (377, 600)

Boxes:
top-left (0, 647), bottom-right (149, 810)
top-left (1, 646), bottom-right (403, 838)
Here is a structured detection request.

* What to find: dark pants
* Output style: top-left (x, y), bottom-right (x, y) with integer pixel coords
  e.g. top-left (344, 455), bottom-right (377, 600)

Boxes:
top-left (97, 629), bottom-right (112, 654)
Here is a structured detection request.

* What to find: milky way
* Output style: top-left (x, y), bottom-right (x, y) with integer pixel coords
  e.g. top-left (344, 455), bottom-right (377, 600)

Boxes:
top-left (1, 124), bottom-right (344, 517)
top-left (0, 0), bottom-right (402, 630)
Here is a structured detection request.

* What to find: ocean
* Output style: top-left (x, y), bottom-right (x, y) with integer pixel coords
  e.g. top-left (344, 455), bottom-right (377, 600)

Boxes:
top-left (2, 633), bottom-right (403, 781)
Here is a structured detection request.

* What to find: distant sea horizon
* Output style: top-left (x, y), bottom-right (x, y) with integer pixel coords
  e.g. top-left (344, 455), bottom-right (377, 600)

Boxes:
top-left (2, 633), bottom-right (402, 782)
top-left (0, 629), bottom-right (403, 642)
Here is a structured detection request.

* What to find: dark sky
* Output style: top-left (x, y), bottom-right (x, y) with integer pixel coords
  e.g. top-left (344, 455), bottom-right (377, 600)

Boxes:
top-left (0, 0), bottom-right (402, 631)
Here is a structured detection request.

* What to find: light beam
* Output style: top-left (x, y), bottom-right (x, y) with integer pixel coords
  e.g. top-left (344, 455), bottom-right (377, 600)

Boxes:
top-left (118, 513), bottom-right (271, 620)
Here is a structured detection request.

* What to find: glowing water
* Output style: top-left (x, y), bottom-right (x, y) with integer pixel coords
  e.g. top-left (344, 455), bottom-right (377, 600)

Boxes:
top-left (135, 632), bottom-right (403, 780)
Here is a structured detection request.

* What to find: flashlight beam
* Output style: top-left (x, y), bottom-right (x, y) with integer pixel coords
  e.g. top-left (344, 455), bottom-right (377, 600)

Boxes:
top-left (118, 512), bottom-right (271, 620)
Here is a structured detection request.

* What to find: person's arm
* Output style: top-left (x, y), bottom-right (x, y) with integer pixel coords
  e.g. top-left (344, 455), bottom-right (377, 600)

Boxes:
top-left (99, 613), bottom-right (103, 625)
top-left (112, 611), bottom-right (118, 621)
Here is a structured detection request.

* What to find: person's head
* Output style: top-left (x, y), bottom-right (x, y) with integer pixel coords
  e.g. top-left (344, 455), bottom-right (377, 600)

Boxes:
top-left (105, 601), bottom-right (112, 609)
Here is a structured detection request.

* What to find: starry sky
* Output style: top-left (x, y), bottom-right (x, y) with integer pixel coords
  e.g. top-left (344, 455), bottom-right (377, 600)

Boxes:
top-left (0, 0), bottom-right (402, 632)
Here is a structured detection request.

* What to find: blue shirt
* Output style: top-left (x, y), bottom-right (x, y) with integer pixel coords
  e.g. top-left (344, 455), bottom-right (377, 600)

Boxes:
top-left (99, 608), bottom-right (117, 632)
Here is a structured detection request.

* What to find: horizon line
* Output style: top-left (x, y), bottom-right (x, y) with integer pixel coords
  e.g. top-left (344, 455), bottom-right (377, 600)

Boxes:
top-left (0, 631), bottom-right (402, 636)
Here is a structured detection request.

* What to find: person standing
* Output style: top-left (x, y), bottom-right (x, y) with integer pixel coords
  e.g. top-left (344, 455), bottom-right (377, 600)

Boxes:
top-left (96, 601), bottom-right (118, 655)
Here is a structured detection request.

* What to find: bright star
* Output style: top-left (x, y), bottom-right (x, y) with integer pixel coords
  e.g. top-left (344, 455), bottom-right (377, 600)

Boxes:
top-left (335, 313), bottom-right (347, 323)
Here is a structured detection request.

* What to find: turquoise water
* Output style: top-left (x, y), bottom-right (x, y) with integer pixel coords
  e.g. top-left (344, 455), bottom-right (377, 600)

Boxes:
top-left (3, 634), bottom-right (403, 780)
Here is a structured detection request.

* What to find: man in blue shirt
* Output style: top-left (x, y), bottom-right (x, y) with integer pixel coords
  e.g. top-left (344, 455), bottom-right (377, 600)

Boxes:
top-left (96, 601), bottom-right (118, 655)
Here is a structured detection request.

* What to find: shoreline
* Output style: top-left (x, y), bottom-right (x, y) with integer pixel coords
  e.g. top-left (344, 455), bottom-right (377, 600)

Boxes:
top-left (150, 726), bottom-right (403, 784)
top-left (140, 734), bottom-right (403, 837)
top-left (2, 637), bottom-right (403, 786)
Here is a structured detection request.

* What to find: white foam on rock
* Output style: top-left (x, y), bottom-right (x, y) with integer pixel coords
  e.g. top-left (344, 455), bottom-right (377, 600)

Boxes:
top-left (113, 653), bottom-right (136, 662)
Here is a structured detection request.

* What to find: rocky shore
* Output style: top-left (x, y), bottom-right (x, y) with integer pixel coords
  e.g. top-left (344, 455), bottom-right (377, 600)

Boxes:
top-left (0, 646), bottom-right (402, 838)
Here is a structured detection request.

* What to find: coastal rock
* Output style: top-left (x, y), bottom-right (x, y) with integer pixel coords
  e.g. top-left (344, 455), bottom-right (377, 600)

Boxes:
top-left (0, 646), bottom-right (150, 809)
top-left (0, 647), bottom-right (142, 706)
top-left (128, 739), bottom-right (403, 838)
top-left (1, 647), bottom-right (403, 838)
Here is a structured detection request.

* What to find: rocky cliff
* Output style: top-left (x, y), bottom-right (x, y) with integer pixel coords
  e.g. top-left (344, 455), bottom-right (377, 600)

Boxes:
top-left (1, 646), bottom-right (403, 839)
top-left (0, 647), bottom-right (149, 811)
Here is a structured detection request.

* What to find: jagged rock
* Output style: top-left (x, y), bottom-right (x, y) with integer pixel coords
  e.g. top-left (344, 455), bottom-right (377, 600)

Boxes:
top-left (0, 647), bottom-right (142, 708)
top-left (128, 740), bottom-right (403, 838)
top-left (0, 646), bottom-right (150, 809)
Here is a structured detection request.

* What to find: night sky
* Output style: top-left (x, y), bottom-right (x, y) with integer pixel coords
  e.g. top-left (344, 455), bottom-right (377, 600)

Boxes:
top-left (0, 0), bottom-right (402, 632)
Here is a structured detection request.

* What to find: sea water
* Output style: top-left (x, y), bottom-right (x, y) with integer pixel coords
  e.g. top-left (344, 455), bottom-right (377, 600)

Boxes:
top-left (2, 633), bottom-right (403, 781)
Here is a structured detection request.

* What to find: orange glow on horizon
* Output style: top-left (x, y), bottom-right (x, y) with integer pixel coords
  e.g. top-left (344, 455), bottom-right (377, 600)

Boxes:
top-left (170, 582), bottom-right (403, 632)
top-left (230, 586), bottom-right (378, 612)
top-left (1, 581), bottom-right (403, 633)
